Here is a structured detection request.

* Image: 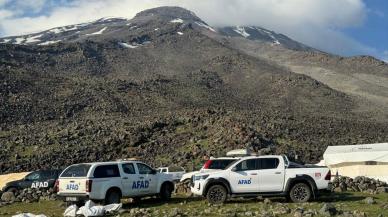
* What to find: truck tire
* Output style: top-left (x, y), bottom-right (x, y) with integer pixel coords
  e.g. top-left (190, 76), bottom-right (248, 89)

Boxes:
top-left (6, 187), bottom-right (18, 193)
top-left (160, 183), bottom-right (173, 200)
top-left (289, 183), bottom-right (312, 203)
top-left (206, 185), bottom-right (227, 204)
top-left (105, 189), bottom-right (121, 205)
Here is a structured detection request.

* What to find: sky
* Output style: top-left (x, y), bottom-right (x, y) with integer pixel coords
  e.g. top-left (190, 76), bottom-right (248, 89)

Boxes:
top-left (0, 0), bottom-right (387, 62)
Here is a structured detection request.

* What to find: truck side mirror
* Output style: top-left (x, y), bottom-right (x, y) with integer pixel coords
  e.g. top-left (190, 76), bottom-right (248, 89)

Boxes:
top-left (231, 167), bottom-right (237, 172)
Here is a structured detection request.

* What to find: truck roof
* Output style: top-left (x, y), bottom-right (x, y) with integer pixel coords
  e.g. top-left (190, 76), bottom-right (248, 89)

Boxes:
top-left (210, 157), bottom-right (240, 160)
top-left (69, 160), bottom-right (144, 166)
top-left (237, 155), bottom-right (284, 160)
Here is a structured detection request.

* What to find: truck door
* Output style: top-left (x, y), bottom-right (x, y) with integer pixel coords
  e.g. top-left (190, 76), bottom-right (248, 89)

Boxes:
top-left (120, 163), bottom-right (141, 197)
top-left (136, 163), bottom-right (158, 194)
top-left (258, 158), bottom-right (284, 192)
top-left (23, 171), bottom-right (41, 189)
top-left (229, 159), bottom-right (260, 193)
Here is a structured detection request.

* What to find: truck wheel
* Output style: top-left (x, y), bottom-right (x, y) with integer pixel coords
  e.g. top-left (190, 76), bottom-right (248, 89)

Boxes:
top-left (206, 185), bottom-right (227, 204)
top-left (160, 183), bottom-right (173, 200)
top-left (289, 183), bottom-right (312, 203)
top-left (105, 189), bottom-right (121, 205)
top-left (6, 187), bottom-right (18, 193)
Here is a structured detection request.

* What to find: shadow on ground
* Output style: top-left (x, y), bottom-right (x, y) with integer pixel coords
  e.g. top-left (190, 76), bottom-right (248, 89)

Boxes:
top-left (122, 196), bottom-right (203, 209)
top-left (121, 192), bottom-right (367, 209)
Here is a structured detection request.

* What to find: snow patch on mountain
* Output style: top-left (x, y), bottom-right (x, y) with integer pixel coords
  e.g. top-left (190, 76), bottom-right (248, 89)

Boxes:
top-left (234, 26), bottom-right (250, 38)
top-left (15, 38), bottom-right (25, 44)
top-left (39, 40), bottom-right (61, 46)
top-left (118, 42), bottom-right (138, 49)
top-left (177, 32), bottom-right (184, 35)
top-left (0, 39), bottom-right (11, 43)
top-left (49, 25), bottom-right (78, 34)
top-left (49, 28), bottom-right (63, 34)
top-left (256, 28), bottom-right (281, 45)
top-left (195, 22), bottom-right (216, 32)
top-left (86, 27), bottom-right (107, 36)
top-left (25, 34), bottom-right (43, 43)
top-left (64, 26), bottom-right (78, 31)
top-left (170, 18), bottom-right (184, 23)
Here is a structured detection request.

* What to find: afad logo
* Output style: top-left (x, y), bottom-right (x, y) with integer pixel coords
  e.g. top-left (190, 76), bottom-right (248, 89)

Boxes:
top-left (132, 180), bottom-right (149, 189)
top-left (238, 179), bottom-right (252, 185)
top-left (65, 183), bottom-right (79, 190)
top-left (31, 182), bottom-right (49, 189)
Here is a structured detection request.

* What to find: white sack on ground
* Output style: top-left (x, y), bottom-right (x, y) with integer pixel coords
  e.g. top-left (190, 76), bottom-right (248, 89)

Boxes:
top-left (63, 200), bottom-right (122, 217)
top-left (104, 203), bottom-right (122, 213)
top-left (12, 214), bottom-right (47, 217)
top-left (63, 204), bottom-right (78, 217)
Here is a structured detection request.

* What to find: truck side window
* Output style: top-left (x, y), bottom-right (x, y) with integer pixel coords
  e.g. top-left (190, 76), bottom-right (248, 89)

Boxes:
top-left (235, 159), bottom-right (259, 171)
top-left (137, 163), bottom-right (154, 174)
top-left (40, 171), bottom-right (51, 179)
top-left (93, 165), bottom-right (120, 178)
top-left (259, 158), bottom-right (280, 169)
top-left (25, 172), bottom-right (40, 181)
top-left (122, 163), bottom-right (136, 174)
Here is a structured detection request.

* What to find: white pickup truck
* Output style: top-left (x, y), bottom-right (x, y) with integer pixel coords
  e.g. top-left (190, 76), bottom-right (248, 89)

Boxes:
top-left (191, 155), bottom-right (331, 204)
top-left (57, 160), bottom-right (175, 204)
top-left (157, 166), bottom-right (186, 181)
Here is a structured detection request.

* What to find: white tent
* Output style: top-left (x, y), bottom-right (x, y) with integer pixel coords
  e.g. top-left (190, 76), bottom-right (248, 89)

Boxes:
top-left (323, 143), bottom-right (388, 182)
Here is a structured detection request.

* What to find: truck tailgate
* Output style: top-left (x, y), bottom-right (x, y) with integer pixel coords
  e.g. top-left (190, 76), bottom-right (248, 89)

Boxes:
top-left (58, 177), bottom-right (88, 195)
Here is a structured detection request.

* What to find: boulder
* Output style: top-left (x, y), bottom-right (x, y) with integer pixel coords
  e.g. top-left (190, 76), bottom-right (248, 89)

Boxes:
top-left (364, 197), bottom-right (376, 204)
top-left (319, 203), bottom-right (337, 216)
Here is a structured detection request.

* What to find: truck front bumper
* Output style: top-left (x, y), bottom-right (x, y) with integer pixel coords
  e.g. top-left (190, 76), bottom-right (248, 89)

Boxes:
top-left (190, 180), bottom-right (206, 196)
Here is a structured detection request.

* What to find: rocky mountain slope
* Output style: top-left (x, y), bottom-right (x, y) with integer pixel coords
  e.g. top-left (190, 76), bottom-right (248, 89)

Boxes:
top-left (0, 7), bottom-right (387, 173)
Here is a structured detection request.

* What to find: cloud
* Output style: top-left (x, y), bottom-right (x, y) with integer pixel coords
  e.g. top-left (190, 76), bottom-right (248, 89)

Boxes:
top-left (0, 0), bottom-right (7, 6)
top-left (0, 9), bottom-right (12, 19)
top-left (15, 0), bottom-right (47, 13)
top-left (0, 0), bottom-right (381, 59)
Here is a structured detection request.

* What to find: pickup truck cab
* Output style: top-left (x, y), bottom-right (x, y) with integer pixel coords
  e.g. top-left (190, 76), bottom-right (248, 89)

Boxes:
top-left (2, 169), bottom-right (62, 193)
top-left (191, 155), bottom-right (331, 204)
top-left (57, 160), bottom-right (175, 204)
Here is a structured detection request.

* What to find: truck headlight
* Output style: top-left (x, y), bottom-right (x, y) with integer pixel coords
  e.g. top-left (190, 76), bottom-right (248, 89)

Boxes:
top-left (194, 174), bottom-right (209, 181)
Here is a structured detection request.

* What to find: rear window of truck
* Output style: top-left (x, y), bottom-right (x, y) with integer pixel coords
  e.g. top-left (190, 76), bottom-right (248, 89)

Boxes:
top-left (208, 159), bottom-right (236, 169)
top-left (61, 164), bottom-right (92, 177)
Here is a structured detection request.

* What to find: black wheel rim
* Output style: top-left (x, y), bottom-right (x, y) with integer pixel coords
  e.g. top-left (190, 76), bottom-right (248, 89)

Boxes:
top-left (109, 193), bottom-right (120, 203)
top-left (293, 186), bottom-right (308, 201)
top-left (209, 187), bottom-right (225, 203)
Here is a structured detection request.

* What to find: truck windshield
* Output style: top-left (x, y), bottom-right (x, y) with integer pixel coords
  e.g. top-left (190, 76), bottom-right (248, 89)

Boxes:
top-left (61, 164), bottom-right (91, 177)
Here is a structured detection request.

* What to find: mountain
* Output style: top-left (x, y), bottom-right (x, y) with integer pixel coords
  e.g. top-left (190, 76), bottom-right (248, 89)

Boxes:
top-left (0, 7), bottom-right (387, 173)
top-left (218, 26), bottom-right (314, 51)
